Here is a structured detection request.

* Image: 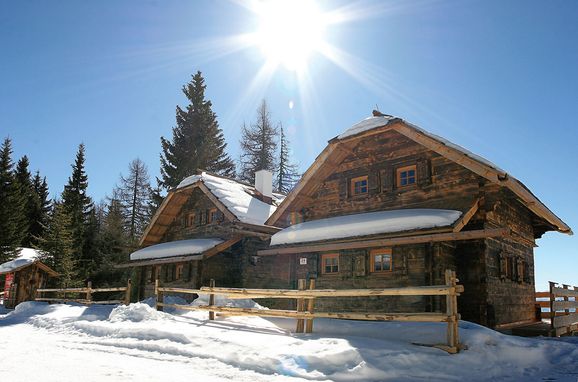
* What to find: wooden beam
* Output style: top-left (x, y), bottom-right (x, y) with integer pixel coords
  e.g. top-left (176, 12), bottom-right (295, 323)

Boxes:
top-left (552, 286), bottom-right (578, 298)
top-left (115, 254), bottom-right (203, 268)
top-left (453, 198), bottom-right (480, 232)
top-left (553, 313), bottom-right (578, 329)
top-left (197, 182), bottom-right (237, 222)
top-left (139, 191), bottom-right (176, 246)
top-left (202, 236), bottom-right (242, 259)
top-left (257, 228), bottom-right (509, 256)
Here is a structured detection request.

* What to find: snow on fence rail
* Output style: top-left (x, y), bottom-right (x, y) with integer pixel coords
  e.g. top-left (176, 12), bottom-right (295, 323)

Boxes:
top-left (156, 269), bottom-right (464, 354)
top-left (535, 282), bottom-right (578, 336)
top-left (35, 279), bottom-right (132, 305)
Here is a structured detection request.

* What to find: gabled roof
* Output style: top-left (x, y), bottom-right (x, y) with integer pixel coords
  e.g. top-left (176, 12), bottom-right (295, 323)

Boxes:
top-left (140, 171), bottom-right (283, 246)
top-left (0, 248), bottom-right (58, 276)
top-left (266, 114), bottom-right (572, 236)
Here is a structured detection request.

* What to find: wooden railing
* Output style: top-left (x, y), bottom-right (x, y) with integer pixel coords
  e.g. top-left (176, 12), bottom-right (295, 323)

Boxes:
top-left (35, 280), bottom-right (132, 305)
top-left (535, 282), bottom-right (578, 336)
top-left (156, 270), bottom-right (463, 353)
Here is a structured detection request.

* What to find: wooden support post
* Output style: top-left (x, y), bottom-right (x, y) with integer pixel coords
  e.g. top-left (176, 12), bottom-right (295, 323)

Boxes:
top-left (306, 279), bottom-right (316, 333)
top-left (296, 279), bottom-right (306, 333)
top-left (451, 271), bottom-right (460, 349)
top-left (444, 269), bottom-right (460, 352)
top-left (86, 281), bottom-right (92, 303)
top-left (549, 281), bottom-right (555, 335)
top-left (209, 279), bottom-right (216, 321)
top-left (125, 279), bottom-right (132, 305)
top-left (155, 278), bottom-right (163, 311)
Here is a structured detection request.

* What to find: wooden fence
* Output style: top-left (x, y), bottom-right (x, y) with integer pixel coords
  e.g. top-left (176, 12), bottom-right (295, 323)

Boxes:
top-left (156, 269), bottom-right (463, 353)
top-left (535, 282), bottom-right (578, 336)
top-left (35, 279), bottom-right (132, 306)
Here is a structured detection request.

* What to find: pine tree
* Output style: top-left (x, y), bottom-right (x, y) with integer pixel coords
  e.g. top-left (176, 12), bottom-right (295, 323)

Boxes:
top-left (0, 138), bottom-right (25, 262)
top-left (114, 159), bottom-right (152, 245)
top-left (61, 143), bottom-right (93, 267)
top-left (159, 71), bottom-right (236, 190)
top-left (29, 172), bottom-right (51, 246)
top-left (276, 125), bottom-right (300, 194)
top-left (15, 156), bottom-right (36, 246)
top-left (37, 202), bottom-right (77, 288)
top-left (239, 100), bottom-right (279, 183)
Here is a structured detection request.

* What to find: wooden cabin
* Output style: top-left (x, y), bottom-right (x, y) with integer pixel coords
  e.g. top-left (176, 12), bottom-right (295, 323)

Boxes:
top-left (253, 111), bottom-right (571, 329)
top-left (0, 248), bottom-right (58, 309)
top-left (124, 170), bottom-right (282, 300)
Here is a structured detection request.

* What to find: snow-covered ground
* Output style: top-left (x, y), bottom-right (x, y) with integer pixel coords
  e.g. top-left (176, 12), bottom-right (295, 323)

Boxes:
top-left (1, 300), bottom-right (577, 382)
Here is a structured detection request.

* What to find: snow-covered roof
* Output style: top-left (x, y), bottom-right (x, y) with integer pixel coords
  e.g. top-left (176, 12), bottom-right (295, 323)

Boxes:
top-left (270, 209), bottom-right (462, 246)
top-left (0, 248), bottom-right (43, 274)
top-left (130, 238), bottom-right (224, 261)
top-left (338, 116), bottom-right (505, 173)
top-left (176, 172), bottom-right (284, 226)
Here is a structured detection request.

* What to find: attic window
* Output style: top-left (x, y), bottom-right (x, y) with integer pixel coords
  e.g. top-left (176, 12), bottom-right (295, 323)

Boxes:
top-left (350, 176), bottom-right (368, 196)
top-left (186, 213), bottom-right (196, 227)
top-left (397, 165), bottom-right (417, 187)
top-left (208, 208), bottom-right (218, 224)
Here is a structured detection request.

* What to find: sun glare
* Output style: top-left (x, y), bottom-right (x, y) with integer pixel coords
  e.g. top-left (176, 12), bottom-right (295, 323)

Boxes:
top-left (253, 0), bottom-right (326, 71)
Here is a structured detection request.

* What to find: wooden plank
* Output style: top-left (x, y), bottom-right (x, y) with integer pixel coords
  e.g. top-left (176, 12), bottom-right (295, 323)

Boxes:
top-left (452, 198), bottom-right (480, 232)
top-left (91, 287), bottom-right (128, 293)
top-left (535, 291), bottom-right (550, 298)
top-left (258, 228), bottom-right (509, 256)
top-left (536, 300), bottom-right (551, 309)
top-left (200, 285), bottom-right (463, 298)
top-left (296, 279), bottom-right (306, 333)
top-left (202, 236), bottom-right (242, 260)
top-left (139, 191), bottom-right (176, 246)
top-left (209, 279), bottom-right (216, 321)
top-left (35, 298), bottom-right (91, 304)
top-left (306, 279), bottom-right (316, 333)
top-left (552, 287), bottom-right (578, 298)
top-left (36, 288), bottom-right (88, 293)
top-left (553, 300), bottom-right (578, 311)
top-left (555, 323), bottom-right (578, 337)
top-left (553, 313), bottom-right (578, 329)
top-left (157, 303), bottom-right (450, 322)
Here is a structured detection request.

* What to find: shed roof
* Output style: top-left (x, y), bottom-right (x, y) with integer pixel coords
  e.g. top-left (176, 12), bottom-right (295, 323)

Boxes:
top-left (130, 238), bottom-right (224, 261)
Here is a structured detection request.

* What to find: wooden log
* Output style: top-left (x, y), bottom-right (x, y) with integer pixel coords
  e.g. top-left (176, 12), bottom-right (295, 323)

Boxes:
top-left (445, 270), bottom-right (455, 349)
top-left (296, 279), bottom-right (306, 333)
top-left (35, 298), bottom-right (91, 304)
top-left (306, 279), bottom-right (316, 333)
top-left (209, 279), bottom-right (216, 321)
top-left (86, 281), bottom-right (92, 303)
top-left (553, 313), bottom-right (578, 329)
top-left (88, 300), bottom-right (125, 305)
top-left (155, 278), bottom-right (162, 311)
top-left (535, 291), bottom-right (550, 298)
top-left (200, 285), bottom-right (462, 298)
top-left (551, 287), bottom-right (578, 299)
top-left (536, 300), bottom-right (551, 309)
top-left (453, 198), bottom-right (480, 232)
top-left (91, 287), bottom-right (128, 293)
top-left (156, 303), bottom-right (450, 322)
top-left (552, 300), bottom-right (578, 311)
top-left (36, 288), bottom-right (87, 293)
top-left (125, 279), bottom-right (132, 305)
top-left (258, 228), bottom-right (509, 256)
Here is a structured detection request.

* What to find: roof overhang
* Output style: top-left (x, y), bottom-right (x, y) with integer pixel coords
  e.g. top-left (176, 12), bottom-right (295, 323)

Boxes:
top-left (0, 260), bottom-right (58, 277)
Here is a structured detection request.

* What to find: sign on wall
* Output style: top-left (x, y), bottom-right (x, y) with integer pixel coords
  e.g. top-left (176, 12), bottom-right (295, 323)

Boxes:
top-left (299, 258), bottom-right (307, 265)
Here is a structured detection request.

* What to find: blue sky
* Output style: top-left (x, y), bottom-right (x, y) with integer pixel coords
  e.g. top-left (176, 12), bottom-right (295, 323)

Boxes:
top-left (1, 0), bottom-right (577, 289)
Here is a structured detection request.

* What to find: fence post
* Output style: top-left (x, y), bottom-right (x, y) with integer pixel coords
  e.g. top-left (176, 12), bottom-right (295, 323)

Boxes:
top-left (86, 281), bottom-right (92, 304)
top-left (549, 281), bottom-right (555, 335)
top-left (155, 277), bottom-right (163, 311)
top-left (296, 279), bottom-right (306, 333)
top-left (445, 269), bottom-right (459, 352)
top-left (209, 279), bottom-right (216, 320)
top-left (306, 278), bottom-right (316, 333)
top-left (125, 279), bottom-right (132, 305)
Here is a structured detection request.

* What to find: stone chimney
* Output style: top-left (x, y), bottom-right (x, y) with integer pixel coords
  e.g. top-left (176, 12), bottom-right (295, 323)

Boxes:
top-left (254, 169), bottom-right (273, 204)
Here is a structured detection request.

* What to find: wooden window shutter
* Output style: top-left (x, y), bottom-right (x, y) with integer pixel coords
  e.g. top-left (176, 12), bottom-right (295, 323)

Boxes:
top-left (417, 159), bottom-right (432, 186)
top-left (516, 258), bottom-right (524, 283)
top-left (499, 252), bottom-right (507, 280)
top-left (339, 178), bottom-right (349, 200)
top-left (381, 167), bottom-right (394, 192)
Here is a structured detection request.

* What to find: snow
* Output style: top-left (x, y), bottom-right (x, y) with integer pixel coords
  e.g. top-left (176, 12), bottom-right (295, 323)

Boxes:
top-left (337, 116), bottom-right (505, 173)
top-left (0, 247), bottom-right (43, 274)
top-left (1, 300), bottom-right (577, 381)
top-left (270, 209), bottom-right (462, 246)
top-left (130, 238), bottom-right (224, 260)
top-left (176, 172), bottom-right (284, 226)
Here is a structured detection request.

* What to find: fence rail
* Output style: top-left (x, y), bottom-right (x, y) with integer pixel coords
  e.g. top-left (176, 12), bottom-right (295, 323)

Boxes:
top-left (535, 282), bottom-right (578, 336)
top-left (156, 269), bottom-right (463, 354)
top-left (35, 279), bottom-right (132, 306)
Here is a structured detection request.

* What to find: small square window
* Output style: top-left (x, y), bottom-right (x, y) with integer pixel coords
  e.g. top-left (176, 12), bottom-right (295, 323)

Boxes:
top-left (350, 176), bottom-right (368, 196)
top-left (186, 213), bottom-right (196, 227)
top-left (370, 248), bottom-right (392, 273)
top-left (321, 253), bottom-right (339, 274)
top-left (396, 165), bottom-right (417, 187)
top-left (208, 208), bottom-right (218, 224)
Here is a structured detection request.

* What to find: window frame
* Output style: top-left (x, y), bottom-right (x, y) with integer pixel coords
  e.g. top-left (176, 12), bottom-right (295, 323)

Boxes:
top-left (207, 208), bottom-right (218, 224)
top-left (396, 165), bottom-right (417, 188)
top-left (370, 248), bottom-right (393, 273)
top-left (321, 253), bottom-right (340, 275)
top-left (175, 263), bottom-right (184, 280)
top-left (186, 212), bottom-right (196, 228)
top-left (350, 175), bottom-right (369, 196)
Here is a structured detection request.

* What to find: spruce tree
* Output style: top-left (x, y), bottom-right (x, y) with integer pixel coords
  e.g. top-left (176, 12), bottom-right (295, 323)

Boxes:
top-left (276, 125), bottom-right (300, 194)
top-left (15, 156), bottom-right (35, 246)
top-left (29, 172), bottom-right (51, 245)
top-left (114, 159), bottom-right (152, 245)
top-left (239, 100), bottom-right (278, 183)
top-left (159, 71), bottom-right (236, 190)
top-left (61, 143), bottom-right (93, 268)
top-left (0, 138), bottom-right (25, 262)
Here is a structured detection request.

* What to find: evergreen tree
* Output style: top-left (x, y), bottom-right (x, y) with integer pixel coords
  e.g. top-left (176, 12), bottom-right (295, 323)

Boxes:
top-left (239, 100), bottom-right (278, 183)
top-left (81, 206), bottom-right (101, 280)
top-left (0, 138), bottom-right (25, 262)
top-left (276, 125), bottom-right (300, 194)
top-left (114, 159), bottom-right (152, 244)
top-left (15, 156), bottom-right (35, 246)
top-left (61, 143), bottom-right (93, 267)
top-left (29, 172), bottom-right (51, 246)
top-left (37, 203), bottom-right (77, 288)
top-left (159, 71), bottom-right (235, 189)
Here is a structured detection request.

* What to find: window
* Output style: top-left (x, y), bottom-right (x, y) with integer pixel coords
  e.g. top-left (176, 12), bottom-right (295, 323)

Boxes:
top-left (396, 165), bottom-right (417, 187)
top-left (350, 175), bottom-right (368, 196)
top-left (175, 264), bottom-right (184, 280)
top-left (321, 253), bottom-right (339, 274)
top-left (371, 248), bottom-right (392, 272)
top-left (208, 208), bottom-right (219, 224)
top-left (186, 213), bottom-right (196, 227)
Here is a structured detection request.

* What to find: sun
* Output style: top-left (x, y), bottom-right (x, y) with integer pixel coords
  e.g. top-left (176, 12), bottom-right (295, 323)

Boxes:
top-left (252, 0), bottom-right (327, 71)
